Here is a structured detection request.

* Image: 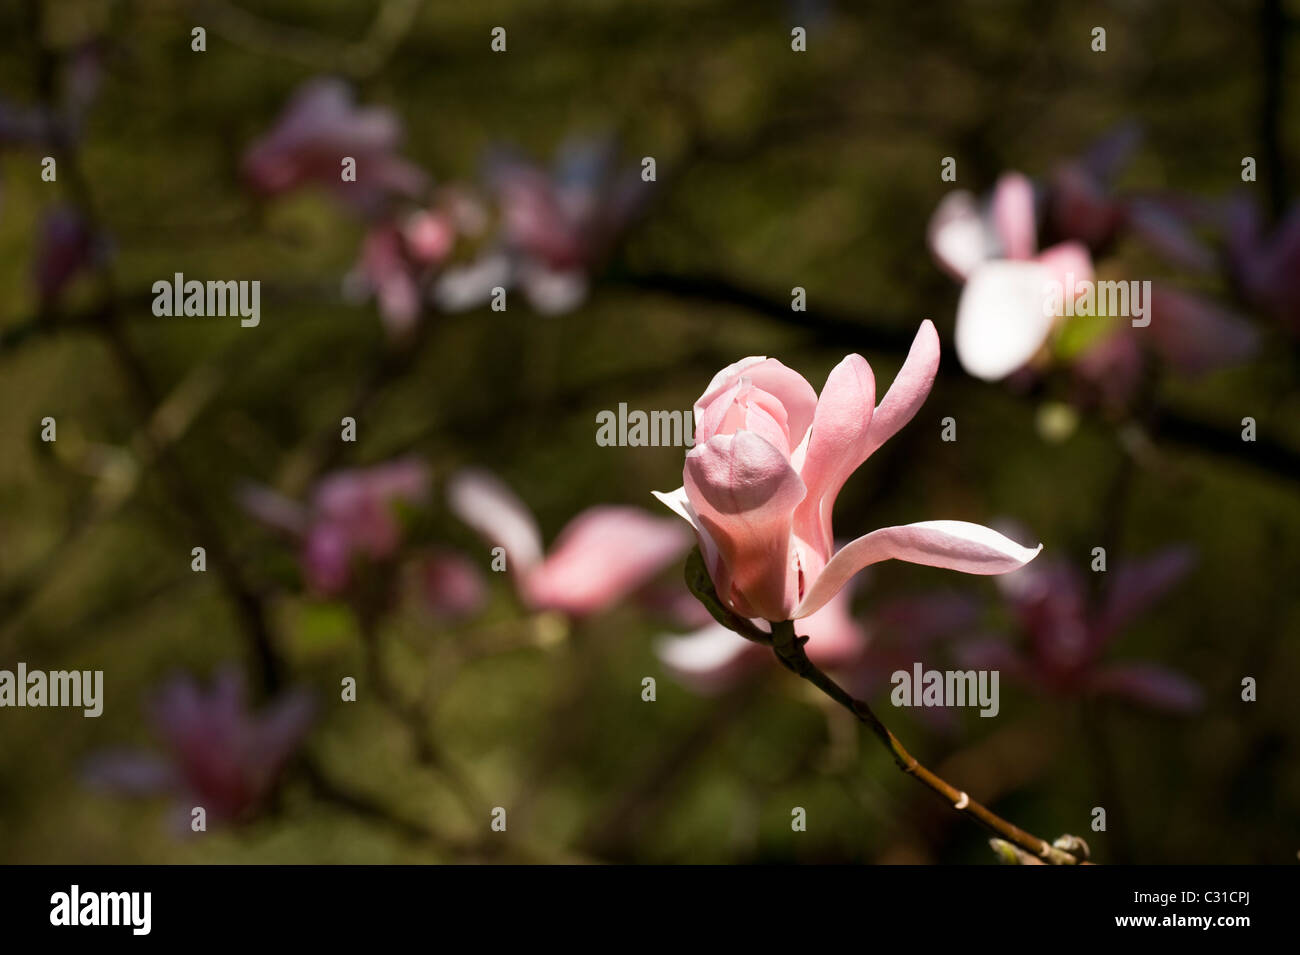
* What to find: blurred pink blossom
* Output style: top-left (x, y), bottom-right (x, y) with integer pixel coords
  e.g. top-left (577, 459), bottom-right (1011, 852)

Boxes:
top-left (85, 668), bottom-right (315, 825)
top-left (434, 138), bottom-right (647, 315)
top-left (447, 468), bottom-right (691, 617)
top-left (242, 78), bottom-right (428, 215)
top-left (655, 322), bottom-right (1042, 623)
top-left (239, 458), bottom-right (430, 597)
top-left (929, 173), bottom-right (1094, 380)
top-left (346, 188), bottom-right (489, 336)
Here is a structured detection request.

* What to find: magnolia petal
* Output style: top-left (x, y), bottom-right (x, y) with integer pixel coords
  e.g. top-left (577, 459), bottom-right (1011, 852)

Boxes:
top-left (684, 431), bottom-right (807, 621)
top-left (991, 172), bottom-right (1038, 260)
top-left (927, 190), bottom-right (991, 280)
top-left (524, 507), bottom-right (691, 616)
top-left (862, 319), bottom-right (941, 459)
top-left (446, 468), bottom-right (545, 572)
top-left (792, 354), bottom-right (876, 559)
top-left (1034, 240), bottom-right (1094, 293)
top-left (1080, 121), bottom-right (1143, 183)
top-left (655, 624), bottom-right (760, 694)
top-left (1095, 546), bottom-right (1195, 644)
top-left (955, 260), bottom-right (1058, 381)
top-left (653, 486), bottom-right (726, 595)
top-left (797, 585), bottom-right (868, 668)
top-left (692, 357), bottom-right (818, 447)
top-left (1089, 663), bottom-right (1203, 714)
top-left (1126, 198), bottom-right (1216, 273)
top-left (1146, 286), bottom-right (1259, 375)
top-left (796, 521), bottom-right (1042, 618)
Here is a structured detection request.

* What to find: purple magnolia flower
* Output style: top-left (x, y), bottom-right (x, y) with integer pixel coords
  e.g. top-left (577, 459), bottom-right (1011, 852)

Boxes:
top-left (85, 668), bottom-right (315, 825)
top-left (242, 77), bottom-right (428, 215)
top-left (1226, 197), bottom-right (1300, 333)
top-left (239, 458), bottom-right (430, 597)
top-left (956, 548), bottom-right (1203, 714)
top-left (1045, 123), bottom-right (1216, 272)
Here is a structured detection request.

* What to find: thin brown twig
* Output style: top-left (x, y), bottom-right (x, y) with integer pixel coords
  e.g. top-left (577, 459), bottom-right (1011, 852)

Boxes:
top-left (765, 619), bottom-right (1086, 865)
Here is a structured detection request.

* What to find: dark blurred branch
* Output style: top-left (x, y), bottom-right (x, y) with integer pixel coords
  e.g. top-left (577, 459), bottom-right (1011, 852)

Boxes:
top-left (614, 267), bottom-right (1300, 485)
top-left (1259, 0), bottom-right (1289, 219)
top-left (29, 14), bottom-right (285, 694)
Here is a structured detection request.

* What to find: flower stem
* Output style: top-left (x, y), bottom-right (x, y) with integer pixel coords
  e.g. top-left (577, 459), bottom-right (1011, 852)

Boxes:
top-left (767, 619), bottom-right (1084, 865)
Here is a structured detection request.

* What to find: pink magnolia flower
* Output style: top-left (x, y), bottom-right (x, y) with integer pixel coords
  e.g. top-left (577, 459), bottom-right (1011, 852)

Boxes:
top-left (654, 321), bottom-right (1043, 623)
top-left (242, 78), bottom-right (428, 215)
top-left (447, 468), bottom-right (691, 617)
top-left (929, 172), bottom-right (1094, 381)
top-left (85, 668), bottom-right (315, 825)
top-left (239, 458), bottom-right (430, 597)
top-left (956, 548), bottom-right (1203, 713)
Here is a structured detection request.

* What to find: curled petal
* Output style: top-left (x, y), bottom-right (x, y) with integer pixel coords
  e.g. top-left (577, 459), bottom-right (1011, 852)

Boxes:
top-left (523, 507), bottom-right (691, 616)
top-left (796, 521), bottom-right (1042, 618)
top-left (862, 319), bottom-right (940, 459)
top-left (955, 260), bottom-right (1058, 381)
top-left (447, 468), bottom-right (545, 572)
top-left (792, 354), bottom-right (876, 559)
top-left (684, 431), bottom-right (806, 620)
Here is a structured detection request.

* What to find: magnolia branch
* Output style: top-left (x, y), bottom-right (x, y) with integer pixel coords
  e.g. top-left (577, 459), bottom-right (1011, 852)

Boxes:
top-left (683, 551), bottom-right (1085, 865)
